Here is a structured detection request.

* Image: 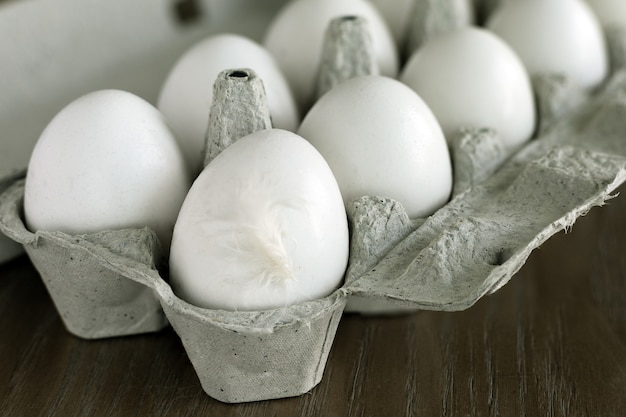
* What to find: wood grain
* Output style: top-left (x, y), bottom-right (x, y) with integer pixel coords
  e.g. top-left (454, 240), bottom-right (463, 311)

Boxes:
top-left (1, 185), bottom-right (626, 416)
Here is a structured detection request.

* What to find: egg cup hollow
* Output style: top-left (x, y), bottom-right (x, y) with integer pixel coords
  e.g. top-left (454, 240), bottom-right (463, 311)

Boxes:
top-left (151, 279), bottom-right (347, 403)
top-left (0, 179), bottom-right (168, 339)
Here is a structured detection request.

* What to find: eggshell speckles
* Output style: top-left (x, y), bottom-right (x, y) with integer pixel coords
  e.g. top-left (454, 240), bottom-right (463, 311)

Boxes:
top-left (298, 75), bottom-right (452, 219)
top-left (24, 89), bottom-right (190, 249)
top-left (169, 129), bottom-right (349, 311)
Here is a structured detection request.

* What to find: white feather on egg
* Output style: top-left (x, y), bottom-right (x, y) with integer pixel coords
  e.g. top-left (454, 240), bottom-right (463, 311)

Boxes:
top-left (206, 174), bottom-right (309, 289)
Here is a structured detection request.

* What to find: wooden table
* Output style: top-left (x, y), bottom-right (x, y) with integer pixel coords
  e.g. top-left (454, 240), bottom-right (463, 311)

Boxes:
top-left (1, 185), bottom-right (625, 417)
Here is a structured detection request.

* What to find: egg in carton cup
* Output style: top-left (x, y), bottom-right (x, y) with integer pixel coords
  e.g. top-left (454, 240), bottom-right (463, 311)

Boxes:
top-left (0, 68), bottom-right (347, 402)
top-left (2, 65), bottom-right (626, 402)
top-left (0, 182), bottom-right (169, 339)
top-left (3, 8), bottom-right (626, 405)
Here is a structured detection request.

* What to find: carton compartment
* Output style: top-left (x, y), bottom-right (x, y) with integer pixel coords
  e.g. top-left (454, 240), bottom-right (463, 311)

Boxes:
top-left (0, 180), bottom-right (168, 339)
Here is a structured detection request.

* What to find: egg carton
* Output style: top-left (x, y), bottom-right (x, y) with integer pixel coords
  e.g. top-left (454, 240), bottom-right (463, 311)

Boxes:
top-left (3, 0), bottom-right (626, 405)
top-left (3, 66), bottom-right (626, 401)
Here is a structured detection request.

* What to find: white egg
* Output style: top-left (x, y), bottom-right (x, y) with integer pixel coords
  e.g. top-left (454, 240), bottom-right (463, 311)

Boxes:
top-left (263, 0), bottom-right (399, 111)
top-left (157, 33), bottom-right (299, 175)
top-left (585, 0), bottom-right (626, 28)
top-left (367, 0), bottom-right (476, 49)
top-left (367, 0), bottom-right (417, 46)
top-left (169, 128), bottom-right (349, 311)
top-left (297, 75), bottom-right (452, 219)
top-left (400, 27), bottom-right (536, 151)
top-left (487, 0), bottom-right (609, 89)
top-left (24, 89), bottom-right (191, 249)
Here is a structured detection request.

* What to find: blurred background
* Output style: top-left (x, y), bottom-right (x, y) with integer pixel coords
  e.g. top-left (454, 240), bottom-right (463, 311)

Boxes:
top-left (0, 0), bottom-right (288, 174)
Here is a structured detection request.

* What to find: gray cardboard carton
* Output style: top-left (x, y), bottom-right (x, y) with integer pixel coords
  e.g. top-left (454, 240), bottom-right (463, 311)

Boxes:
top-left (154, 284), bottom-right (346, 403)
top-left (2, 69), bottom-right (626, 401)
top-left (0, 179), bottom-right (347, 401)
top-left (0, 180), bottom-right (168, 339)
top-left (3, 5), bottom-right (626, 402)
top-left (343, 69), bottom-right (626, 313)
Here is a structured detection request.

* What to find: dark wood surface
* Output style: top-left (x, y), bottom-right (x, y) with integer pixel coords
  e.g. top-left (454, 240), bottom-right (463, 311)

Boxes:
top-left (1, 186), bottom-right (626, 417)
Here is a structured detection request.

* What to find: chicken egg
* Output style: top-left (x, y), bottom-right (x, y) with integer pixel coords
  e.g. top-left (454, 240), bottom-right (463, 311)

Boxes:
top-left (487, 0), bottom-right (609, 89)
top-left (24, 89), bottom-right (190, 250)
top-left (169, 128), bottom-right (349, 311)
top-left (298, 75), bottom-right (452, 219)
top-left (400, 26), bottom-right (536, 151)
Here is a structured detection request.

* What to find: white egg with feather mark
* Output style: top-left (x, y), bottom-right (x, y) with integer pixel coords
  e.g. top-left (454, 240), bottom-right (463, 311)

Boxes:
top-left (169, 128), bottom-right (349, 311)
